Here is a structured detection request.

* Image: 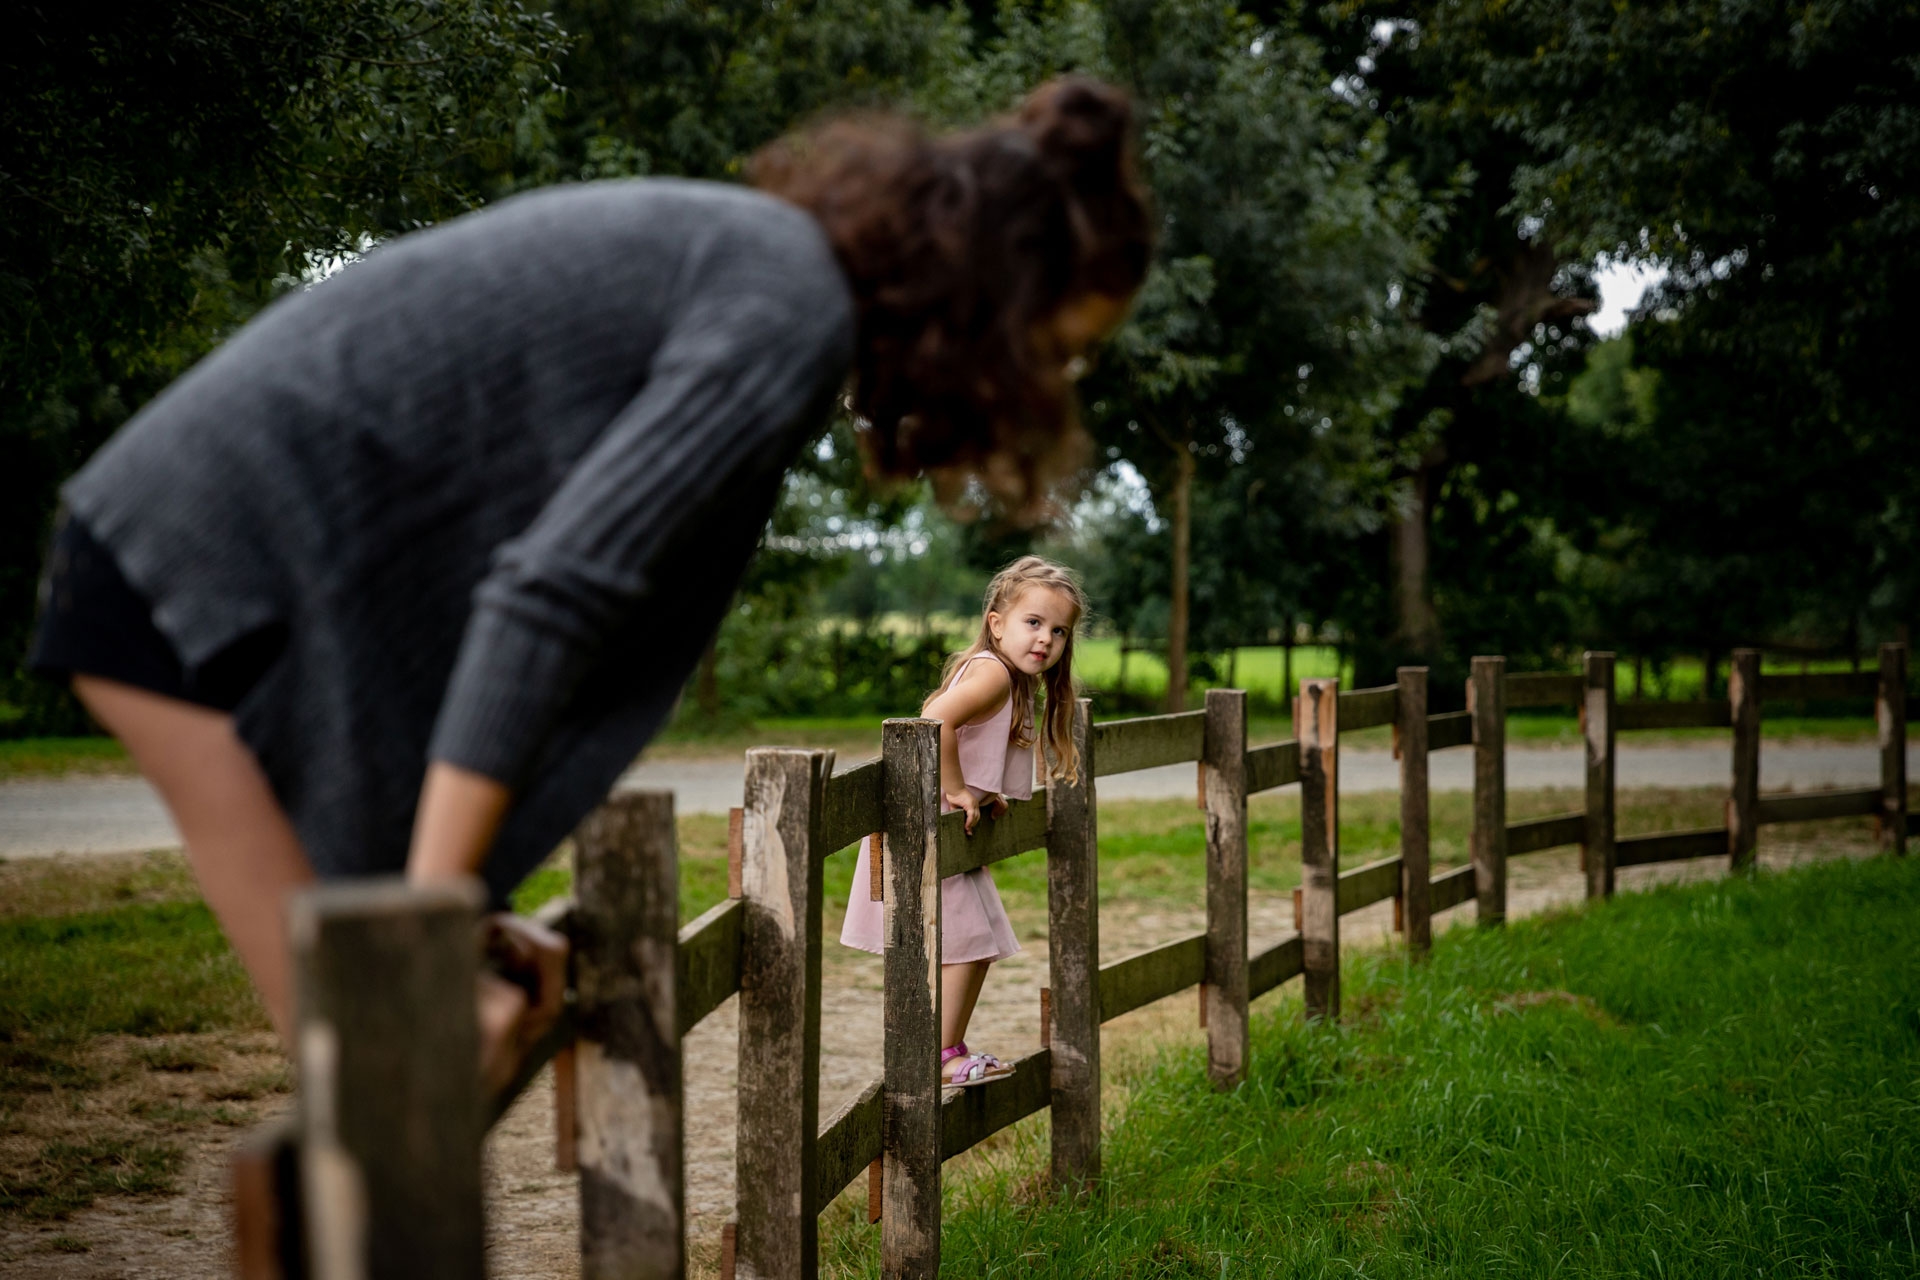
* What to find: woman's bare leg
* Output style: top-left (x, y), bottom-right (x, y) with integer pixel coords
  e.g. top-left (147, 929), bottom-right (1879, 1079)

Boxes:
top-left (74, 675), bottom-right (315, 1043)
top-left (941, 959), bottom-right (992, 1052)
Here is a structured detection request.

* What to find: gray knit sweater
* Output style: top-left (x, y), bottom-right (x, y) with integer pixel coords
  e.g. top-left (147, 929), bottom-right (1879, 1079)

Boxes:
top-left (64, 180), bottom-right (854, 901)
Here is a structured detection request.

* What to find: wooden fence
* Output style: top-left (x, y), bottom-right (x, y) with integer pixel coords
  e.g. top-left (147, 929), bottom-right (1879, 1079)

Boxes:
top-left (236, 644), bottom-right (1912, 1280)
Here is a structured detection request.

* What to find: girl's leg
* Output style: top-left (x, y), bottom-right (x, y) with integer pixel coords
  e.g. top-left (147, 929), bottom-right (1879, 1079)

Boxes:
top-left (940, 959), bottom-right (992, 1052)
top-left (74, 675), bottom-right (315, 1043)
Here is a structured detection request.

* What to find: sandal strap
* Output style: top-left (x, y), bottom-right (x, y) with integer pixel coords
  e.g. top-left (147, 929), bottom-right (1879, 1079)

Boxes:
top-left (940, 1042), bottom-right (968, 1064)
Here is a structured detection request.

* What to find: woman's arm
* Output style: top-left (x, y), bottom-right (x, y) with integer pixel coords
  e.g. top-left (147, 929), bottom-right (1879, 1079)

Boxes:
top-left (406, 761), bottom-right (512, 883)
top-left (923, 660), bottom-right (1012, 832)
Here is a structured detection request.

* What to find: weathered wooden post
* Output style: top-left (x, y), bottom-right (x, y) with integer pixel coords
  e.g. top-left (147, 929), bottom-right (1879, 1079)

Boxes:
top-left (1728, 649), bottom-right (1761, 870)
top-left (1299, 678), bottom-right (1340, 1020)
top-left (1880, 641), bottom-right (1908, 855)
top-left (574, 792), bottom-right (682, 1280)
top-left (1396, 668), bottom-right (1431, 954)
top-left (1202, 688), bottom-right (1249, 1086)
top-left (1046, 699), bottom-right (1100, 1190)
top-left (289, 878), bottom-right (486, 1280)
top-left (1469, 656), bottom-right (1507, 926)
top-left (1583, 651), bottom-right (1617, 899)
top-left (881, 719), bottom-right (942, 1279)
top-left (735, 749), bottom-right (830, 1277)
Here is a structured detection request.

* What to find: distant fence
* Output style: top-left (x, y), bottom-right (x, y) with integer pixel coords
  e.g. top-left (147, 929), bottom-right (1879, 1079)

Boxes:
top-left (235, 645), bottom-right (1911, 1279)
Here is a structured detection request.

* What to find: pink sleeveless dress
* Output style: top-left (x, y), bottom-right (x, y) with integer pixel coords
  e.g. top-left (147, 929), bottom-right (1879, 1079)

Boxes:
top-left (839, 652), bottom-right (1029, 963)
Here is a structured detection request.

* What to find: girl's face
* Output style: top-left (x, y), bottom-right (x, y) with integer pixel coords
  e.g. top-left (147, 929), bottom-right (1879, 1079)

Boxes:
top-left (988, 585), bottom-right (1079, 676)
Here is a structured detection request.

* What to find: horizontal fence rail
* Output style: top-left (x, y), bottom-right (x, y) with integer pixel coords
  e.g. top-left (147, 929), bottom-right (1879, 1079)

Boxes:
top-left (248, 643), bottom-right (1910, 1279)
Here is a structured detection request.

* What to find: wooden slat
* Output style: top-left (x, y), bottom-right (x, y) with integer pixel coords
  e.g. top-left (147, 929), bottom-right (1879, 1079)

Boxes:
top-left (811, 1078), bottom-right (882, 1216)
top-left (1429, 864), bottom-right (1477, 914)
top-left (1244, 740), bottom-right (1300, 794)
top-left (1427, 711), bottom-right (1474, 751)
top-left (1507, 811), bottom-right (1586, 857)
top-left (1882, 645), bottom-right (1909, 856)
top-left (1300, 678), bottom-right (1340, 1018)
top-left (1505, 673), bottom-right (1584, 708)
top-left (1045, 699), bottom-right (1100, 1193)
top-left (1337, 855), bottom-right (1403, 916)
top-left (1097, 933), bottom-right (1206, 1023)
top-left (1092, 711), bottom-right (1206, 776)
top-left (937, 790), bottom-right (1051, 878)
top-left (674, 899), bottom-right (742, 1036)
top-left (1584, 651), bottom-right (1618, 900)
top-left (1616, 701), bottom-right (1731, 731)
top-left (820, 759), bottom-right (883, 857)
top-left (1336, 685), bottom-right (1398, 731)
top-left (1730, 651), bottom-right (1761, 870)
top-left (1248, 935), bottom-right (1304, 1000)
top-left (1615, 827), bottom-right (1728, 867)
top-left (1203, 689), bottom-right (1250, 1089)
top-left (1398, 667), bottom-right (1431, 953)
top-left (1757, 672), bottom-right (1878, 703)
top-left (1470, 657), bottom-right (1507, 926)
top-left (1754, 787), bottom-right (1882, 826)
top-left (940, 1048), bottom-right (1052, 1161)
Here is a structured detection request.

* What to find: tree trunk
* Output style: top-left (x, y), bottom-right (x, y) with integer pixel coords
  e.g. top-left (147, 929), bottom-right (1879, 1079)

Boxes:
top-left (697, 633), bottom-right (721, 719)
top-left (1633, 653), bottom-right (1645, 701)
top-left (1119, 632), bottom-right (1130, 696)
top-left (1283, 619), bottom-right (1293, 697)
top-left (1166, 446), bottom-right (1195, 714)
top-left (1390, 462), bottom-right (1441, 662)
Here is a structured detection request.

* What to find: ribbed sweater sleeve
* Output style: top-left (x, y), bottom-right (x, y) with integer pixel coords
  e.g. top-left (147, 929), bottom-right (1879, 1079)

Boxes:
top-left (427, 283), bottom-right (849, 785)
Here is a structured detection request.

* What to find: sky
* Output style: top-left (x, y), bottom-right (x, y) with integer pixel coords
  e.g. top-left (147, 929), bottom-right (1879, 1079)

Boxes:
top-left (1588, 257), bottom-right (1667, 337)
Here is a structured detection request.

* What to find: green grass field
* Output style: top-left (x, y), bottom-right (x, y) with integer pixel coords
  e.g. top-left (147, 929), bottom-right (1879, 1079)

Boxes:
top-left (819, 853), bottom-right (1920, 1278)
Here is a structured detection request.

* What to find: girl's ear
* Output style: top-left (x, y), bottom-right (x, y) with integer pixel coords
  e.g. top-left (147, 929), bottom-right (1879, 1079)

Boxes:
top-left (986, 610), bottom-right (1003, 642)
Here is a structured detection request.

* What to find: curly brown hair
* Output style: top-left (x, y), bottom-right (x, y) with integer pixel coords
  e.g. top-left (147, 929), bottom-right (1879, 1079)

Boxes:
top-left (748, 76), bottom-right (1152, 515)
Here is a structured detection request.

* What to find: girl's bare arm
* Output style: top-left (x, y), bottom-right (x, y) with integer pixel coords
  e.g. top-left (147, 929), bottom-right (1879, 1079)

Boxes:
top-left (923, 660), bottom-right (1012, 832)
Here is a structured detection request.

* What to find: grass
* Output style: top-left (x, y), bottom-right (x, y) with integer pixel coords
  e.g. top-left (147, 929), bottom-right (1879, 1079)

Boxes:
top-left (815, 853), bottom-right (1920, 1278)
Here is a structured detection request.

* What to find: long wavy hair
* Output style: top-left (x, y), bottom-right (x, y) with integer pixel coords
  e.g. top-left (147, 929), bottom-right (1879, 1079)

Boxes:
top-left (749, 76), bottom-right (1152, 517)
top-left (927, 556), bottom-right (1088, 784)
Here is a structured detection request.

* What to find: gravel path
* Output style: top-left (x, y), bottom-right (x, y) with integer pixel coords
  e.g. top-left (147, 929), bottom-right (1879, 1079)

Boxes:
top-left (3, 742), bottom-right (1913, 858)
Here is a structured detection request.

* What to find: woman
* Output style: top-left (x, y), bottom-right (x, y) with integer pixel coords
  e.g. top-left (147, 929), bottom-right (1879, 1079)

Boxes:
top-left (28, 76), bottom-right (1151, 1089)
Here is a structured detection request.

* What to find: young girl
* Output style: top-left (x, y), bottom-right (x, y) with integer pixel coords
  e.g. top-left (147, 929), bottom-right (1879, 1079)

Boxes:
top-left (841, 556), bottom-right (1087, 1087)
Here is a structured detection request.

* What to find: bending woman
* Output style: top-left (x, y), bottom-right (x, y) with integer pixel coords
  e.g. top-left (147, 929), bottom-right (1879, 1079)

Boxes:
top-left (28, 76), bottom-right (1151, 1089)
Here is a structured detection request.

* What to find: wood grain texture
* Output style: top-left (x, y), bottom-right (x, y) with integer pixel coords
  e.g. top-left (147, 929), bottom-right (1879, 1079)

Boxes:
top-left (1754, 787), bottom-right (1882, 825)
top-left (1336, 685), bottom-right (1398, 731)
top-left (736, 750), bottom-right (830, 1280)
top-left (937, 790), bottom-right (1051, 877)
top-left (232, 1114), bottom-right (303, 1280)
top-left (1505, 673), bottom-right (1585, 708)
top-left (573, 792), bottom-right (683, 1280)
top-left (1470, 657), bottom-right (1507, 926)
top-left (1338, 856), bottom-right (1403, 915)
top-left (1097, 933), bottom-right (1206, 1023)
top-left (1728, 650), bottom-right (1762, 870)
top-left (1045, 699), bottom-right (1101, 1193)
top-left (1244, 740), bottom-right (1301, 794)
top-left (1880, 643), bottom-right (1909, 855)
top-left (1507, 812), bottom-right (1587, 857)
top-left (1615, 827), bottom-right (1729, 866)
top-left (1397, 668), bottom-right (1431, 955)
top-left (1584, 652), bottom-right (1617, 900)
top-left (1203, 688), bottom-right (1250, 1088)
top-left (1757, 672), bottom-right (1879, 703)
top-left (821, 760), bottom-right (884, 858)
top-left (1299, 678), bottom-right (1340, 1020)
top-left (289, 877), bottom-right (485, 1280)
top-left (1616, 701), bottom-right (1732, 731)
top-left (677, 899), bottom-right (742, 1037)
top-left (881, 718), bottom-right (942, 1279)
top-left (1426, 711), bottom-right (1475, 752)
top-left (1092, 711), bottom-right (1206, 775)
top-left (940, 1049), bottom-right (1052, 1160)
top-left (812, 1078), bottom-right (883, 1217)
top-left (1428, 864), bottom-right (1478, 914)
top-left (1248, 935), bottom-right (1304, 1001)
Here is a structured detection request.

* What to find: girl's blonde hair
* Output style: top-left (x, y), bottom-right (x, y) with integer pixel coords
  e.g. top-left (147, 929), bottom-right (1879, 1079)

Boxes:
top-left (925, 555), bottom-right (1088, 783)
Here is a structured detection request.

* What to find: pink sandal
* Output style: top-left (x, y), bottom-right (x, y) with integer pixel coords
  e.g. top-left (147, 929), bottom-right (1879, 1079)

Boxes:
top-left (941, 1042), bottom-right (1012, 1089)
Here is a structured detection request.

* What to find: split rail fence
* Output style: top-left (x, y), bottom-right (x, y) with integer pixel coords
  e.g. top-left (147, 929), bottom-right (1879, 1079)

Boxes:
top-left (237, 644), bottom-right (1912, 1280)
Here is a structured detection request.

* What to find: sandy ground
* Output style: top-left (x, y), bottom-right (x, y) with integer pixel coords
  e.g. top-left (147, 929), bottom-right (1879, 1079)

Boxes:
top-left (4, 742), bottom-right (1913, 858)
top-left (1, 825), bottom-right (1879, 1277)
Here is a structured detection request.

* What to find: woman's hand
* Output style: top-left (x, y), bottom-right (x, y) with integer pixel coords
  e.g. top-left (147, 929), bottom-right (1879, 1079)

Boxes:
top-left (476, 912), bottom-right (569, 1100)
top-left (945, 787), bottom-right (982, 834)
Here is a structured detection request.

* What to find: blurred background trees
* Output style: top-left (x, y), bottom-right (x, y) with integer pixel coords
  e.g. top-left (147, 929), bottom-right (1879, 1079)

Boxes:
top-left (4, 0), bottom-right (1913, 732)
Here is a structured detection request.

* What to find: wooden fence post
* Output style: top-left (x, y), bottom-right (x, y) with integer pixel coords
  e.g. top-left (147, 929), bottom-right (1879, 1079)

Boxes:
top-left (1469, 657), bottom-right (1507, 926)
top-left (881, 719), bottom-right (942, 1280)
top-left (736, 749), bottom-right (830, 1278)
top-left (1202, 688), bottom-right (1249, 1087)
top-left (289, 878), bottom-right (486, 1280)
top-left (1299, 678), bottom-right (1340, 1020)
top-left (1396, 668), bottom-right (1431, 954)
top-left (574, 792), bottom-right (682, 1280)
top-left (1880, 642), bottom-right (1908, 855)
top-left (1728, 649), bottom-right (1761, 871)
top-left (1046, 699), bottom-right (1100, 1190)
top-left (1583, 651), bottom-right (1617, 899)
